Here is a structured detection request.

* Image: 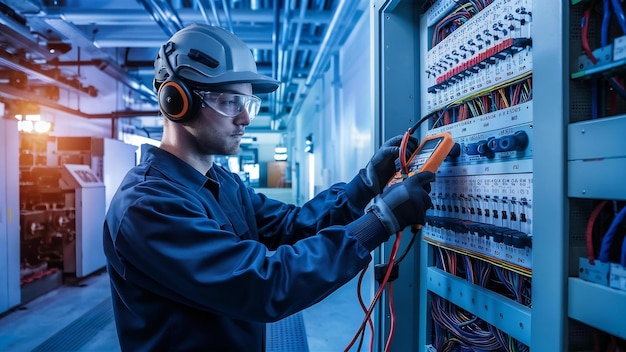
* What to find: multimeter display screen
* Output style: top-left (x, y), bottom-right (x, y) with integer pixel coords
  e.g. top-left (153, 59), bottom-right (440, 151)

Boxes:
top-left (408, 137), bottom-right (443, 172)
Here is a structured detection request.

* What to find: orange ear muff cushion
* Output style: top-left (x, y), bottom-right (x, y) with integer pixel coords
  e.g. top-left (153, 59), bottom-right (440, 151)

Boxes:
top-left (159, 81), bottom-right (191, 120)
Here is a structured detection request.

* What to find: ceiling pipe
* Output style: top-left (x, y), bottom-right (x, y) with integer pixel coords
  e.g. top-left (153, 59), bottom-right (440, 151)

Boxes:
top-left (278, 0), bottom-right (295, 83)
top-left (272, 0), bottom-right (294, 120)
top-left (281, 0), bottom-right (307, 111)
top-left (207, 0), bottom-right (222, 28)
top-left (195, 0), bottom-right (214, 25)
top-left (194, 0), bottom-right (233, 33)
top-left (56, 8), bottom-right (331, 26)
top-left (220, 0), bottom-right (235, 33)
top-left (270, 0), bottom-right (280, 119)
top-left (138, 0), bottom-right (184, 37)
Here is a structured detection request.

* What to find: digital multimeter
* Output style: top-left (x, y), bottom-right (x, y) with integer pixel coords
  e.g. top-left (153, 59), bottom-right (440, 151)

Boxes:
top-left (387, 131), bottom-right (455, 186)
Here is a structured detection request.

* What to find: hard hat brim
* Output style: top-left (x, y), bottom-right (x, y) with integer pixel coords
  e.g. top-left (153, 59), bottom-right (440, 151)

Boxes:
top-left (178, 66), bottom-right (280, 94)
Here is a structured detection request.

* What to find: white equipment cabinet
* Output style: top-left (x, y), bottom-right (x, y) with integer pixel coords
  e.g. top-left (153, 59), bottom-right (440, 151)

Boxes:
top-left (60, 164), bottom-right (106, 278)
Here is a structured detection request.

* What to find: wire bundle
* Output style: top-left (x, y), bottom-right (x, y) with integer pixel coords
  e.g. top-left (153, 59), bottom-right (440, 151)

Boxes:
top-left (597, 204), bottom-right (626, 266)
top-left (346, 230), bottom-right (403, 352)
top-left (585, 200), bottom-right (626, 267)
top-left (580, 0), bottom-right (626, 118)
top-left (432, 247), bottom-right (530, 351)
top-left (492, 267), bottom-right (531, 307)
top-left (432, 296), bottom-right (503, 351)
top-left (431, 73), bottom-right (532, 128)
top-left (432, 0), bottom-right (495, 47)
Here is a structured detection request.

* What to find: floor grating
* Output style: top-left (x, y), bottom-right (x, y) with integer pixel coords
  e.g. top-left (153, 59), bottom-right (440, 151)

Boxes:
top-left (31, 298), bottom-right (113, 352)
top-left (27, 296), bottom-right (308, 351)
top-left (267, 312), bottom-right (309, 352)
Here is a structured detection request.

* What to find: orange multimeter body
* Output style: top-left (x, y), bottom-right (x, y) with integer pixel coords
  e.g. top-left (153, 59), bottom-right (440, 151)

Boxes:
top-left (387, 131), bottom-right (455, 186)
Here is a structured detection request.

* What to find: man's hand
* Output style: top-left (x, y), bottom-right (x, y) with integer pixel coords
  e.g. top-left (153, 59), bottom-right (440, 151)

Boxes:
top-left (366, 171), bottom-right (435, 234)
top-left (359, 134), bottom-right (419, 195)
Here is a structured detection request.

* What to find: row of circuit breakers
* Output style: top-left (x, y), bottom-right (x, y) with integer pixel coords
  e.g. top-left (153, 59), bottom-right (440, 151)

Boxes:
top-left (422, 0), bottom-right (534, 275)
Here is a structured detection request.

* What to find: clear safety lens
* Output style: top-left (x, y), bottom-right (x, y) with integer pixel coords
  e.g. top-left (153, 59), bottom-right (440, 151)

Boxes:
top-left (195, 91), bottom-right (261, 120)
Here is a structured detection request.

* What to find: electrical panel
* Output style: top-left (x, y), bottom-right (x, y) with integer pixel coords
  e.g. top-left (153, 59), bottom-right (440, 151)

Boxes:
top-left (374, 0), bottom-right (626, 351)
top-left (421, 0), bottom-right (533, 350)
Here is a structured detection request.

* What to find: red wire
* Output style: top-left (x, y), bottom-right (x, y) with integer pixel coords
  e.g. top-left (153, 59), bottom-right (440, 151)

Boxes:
top-left (444, 110), bottom-right (451, 126)
top-left (384, 282), bottom-right (395, 352)
top-left (586, 200), bottom-right (608, 264)
top-left (356, 266), bottom-right (375, 350)
top-left (344, 231), bottom-right (403, 352)
top-left (582, 5), bottom-right (599, 64)
top-left (399, 130), bottom-right (410, 175)
top-left (347, 131), bottom-right (411, 351)
top-left (513, 83), bottom-right (521, 105)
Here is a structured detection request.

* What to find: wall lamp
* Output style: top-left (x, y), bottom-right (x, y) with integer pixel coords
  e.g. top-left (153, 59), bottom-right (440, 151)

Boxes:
top-left (304, 133), bottom-right (314, 153)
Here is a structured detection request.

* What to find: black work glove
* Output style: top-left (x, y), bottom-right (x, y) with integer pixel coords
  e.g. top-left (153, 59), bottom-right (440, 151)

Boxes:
top-left (366, 171), bottom-right (435, 234)
top-left (359, 134), bottom-right (420, 196)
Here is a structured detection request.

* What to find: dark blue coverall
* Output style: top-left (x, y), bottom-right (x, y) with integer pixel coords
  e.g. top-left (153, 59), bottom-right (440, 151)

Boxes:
top-left (103, 146), bottom-right (388, 351)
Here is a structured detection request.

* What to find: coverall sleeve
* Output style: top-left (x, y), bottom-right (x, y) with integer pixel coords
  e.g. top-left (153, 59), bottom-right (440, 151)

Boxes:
top-left (110, 179), bottom-right (377, 323)
top-left (248, 174), bottom-right (374, 249)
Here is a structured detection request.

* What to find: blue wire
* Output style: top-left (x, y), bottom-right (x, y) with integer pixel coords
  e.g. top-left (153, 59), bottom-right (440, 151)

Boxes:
top-left (602, 0), bottom-right (611, 46)
top-left (457, 316), bottom-right (478, 327)
top-left (611, 0), bottom-right (626, 34)
top-left (598, 206), bottom-right (626, 262)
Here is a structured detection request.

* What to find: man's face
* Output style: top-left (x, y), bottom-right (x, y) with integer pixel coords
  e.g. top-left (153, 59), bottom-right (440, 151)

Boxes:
top-left (187, 83), bottom-right (255, 156)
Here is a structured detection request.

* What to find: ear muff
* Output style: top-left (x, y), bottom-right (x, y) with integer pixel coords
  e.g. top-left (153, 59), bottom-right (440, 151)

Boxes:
top-left (156, 42), bottom-right (199, 123)
top-left (158, 77), bottom-right (198, 123)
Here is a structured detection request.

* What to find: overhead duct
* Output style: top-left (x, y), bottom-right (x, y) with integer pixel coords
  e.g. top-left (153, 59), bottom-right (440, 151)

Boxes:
top-left (52, 58), bottom-right (158, 103)
top-left (40, 15), bottom-right (157, 101)
top-left (0, 52), bottom-right (97, 97)
top-left (0, 4), bottom-right (55, 61)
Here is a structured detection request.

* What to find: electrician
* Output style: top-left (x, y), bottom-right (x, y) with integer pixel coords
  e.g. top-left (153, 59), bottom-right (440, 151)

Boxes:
top-left (103, 23), bottom-right (434, 351)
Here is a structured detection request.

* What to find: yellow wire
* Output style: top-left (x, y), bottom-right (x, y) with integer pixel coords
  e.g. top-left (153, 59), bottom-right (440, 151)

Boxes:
top-left (424, 238), bottom-right (532, 277)
top-left (498, 88), bottom-right (509, 108)
top-left (439, 72), bottom-right (533, 113)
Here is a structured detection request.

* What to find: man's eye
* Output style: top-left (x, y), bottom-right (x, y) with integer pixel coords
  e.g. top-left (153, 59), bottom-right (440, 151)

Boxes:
top-left (217, 99), bottom-right (234, 107)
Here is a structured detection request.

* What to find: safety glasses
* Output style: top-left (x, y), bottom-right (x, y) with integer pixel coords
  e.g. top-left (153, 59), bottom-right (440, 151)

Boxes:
top-left (194, 91), bottom-right (262, 120)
